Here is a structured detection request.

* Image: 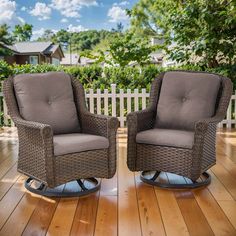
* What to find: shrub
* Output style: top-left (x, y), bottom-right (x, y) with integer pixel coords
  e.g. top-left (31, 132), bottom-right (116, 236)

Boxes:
top-left (0, 60), bottom-right (235, 91)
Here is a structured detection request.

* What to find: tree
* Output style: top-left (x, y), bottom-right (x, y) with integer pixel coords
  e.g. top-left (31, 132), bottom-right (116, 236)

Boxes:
top-left (129, 0), bottom-right (236, 68)
top-left (13, 24), bottom-right (33, 42)
top-left (0, 24), bottom-right (14, 56)
top-left (37, 29), bottom-right (55, 42)
top-left (111, 22), bottom-right (124, 33)
top-left (108, 32), bottom-right (156, 67)
top-left (0, 24), bottom-right (13, 45)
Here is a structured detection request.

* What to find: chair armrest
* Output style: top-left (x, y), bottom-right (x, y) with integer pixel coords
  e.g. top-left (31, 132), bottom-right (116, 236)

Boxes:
top-left (15, 118), bottom-right (53, 138)
top-left (80, 111), bottom-right (119, 138)
top-left (127, 108), bottom-right (156, 134)
top-left (194, 115), bottom-right (222, 134)
top-left (14, 118), bottom-right (54, 186)
top-left (126, 108), bottom-right (156, 171)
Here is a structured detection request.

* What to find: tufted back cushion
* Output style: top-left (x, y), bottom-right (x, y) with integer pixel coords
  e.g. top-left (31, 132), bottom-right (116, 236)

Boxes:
top-left (13, 72), bottom-right (80, 134)
top-left (155, 71), bottom-right (221, 130)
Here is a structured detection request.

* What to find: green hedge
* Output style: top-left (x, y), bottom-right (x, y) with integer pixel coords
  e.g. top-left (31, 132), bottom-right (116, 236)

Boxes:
top-left (0, 60), bottom-right (236, 91)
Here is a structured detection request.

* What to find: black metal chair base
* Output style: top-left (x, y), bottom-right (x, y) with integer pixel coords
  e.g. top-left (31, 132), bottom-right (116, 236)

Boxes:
top-left (140, 171), bottom-right (211, 189)
top-left (25, 177), bottom-right (101, 197)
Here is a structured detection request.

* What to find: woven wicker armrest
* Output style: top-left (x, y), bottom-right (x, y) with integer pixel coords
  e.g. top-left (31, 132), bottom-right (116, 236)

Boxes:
top-left (80, 111), bottom-right (119, 137)
top-left (127, 108), bottom-right (156, 133)
top-left (194, 115), bottom-right (222, 134)
top-left (15, 118), bottom-right (53, 138)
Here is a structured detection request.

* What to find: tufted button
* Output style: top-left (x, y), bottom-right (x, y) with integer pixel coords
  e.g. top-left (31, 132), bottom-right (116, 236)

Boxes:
top-left (182, 97), bottom-right (187, 102)
top-left (48, 100), bottom-right (52, 105)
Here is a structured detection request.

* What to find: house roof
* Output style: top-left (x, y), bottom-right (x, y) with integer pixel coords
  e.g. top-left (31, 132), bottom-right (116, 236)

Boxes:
top-left (3, 42), bottom-right (64, 57)
top-left (12, 42), bottom-right (52, 53)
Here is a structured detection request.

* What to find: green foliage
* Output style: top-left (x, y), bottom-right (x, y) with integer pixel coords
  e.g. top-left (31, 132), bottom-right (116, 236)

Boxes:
top-left (129, 0), bottom-right (236, 68)
top-left (0, 24), bottom-right (13, 45)
top-left (0, 60), bottom-right (236, 90)
top-left (13, 24), bottom-right (33, 42)
top-left (107, 33), bottom-right (157, 67)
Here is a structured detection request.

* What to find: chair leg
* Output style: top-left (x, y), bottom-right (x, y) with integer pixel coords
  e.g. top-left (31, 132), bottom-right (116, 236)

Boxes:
top-left (25, 177), bottom-right (101, 197)
top-left (140, 171), bottom-right (211, 189)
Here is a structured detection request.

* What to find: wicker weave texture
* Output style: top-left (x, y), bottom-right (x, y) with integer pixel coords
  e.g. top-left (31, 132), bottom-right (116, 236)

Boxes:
top-left (3, 74), bottom-right (119, 188)
top-left (127, 70), bottom-right (233, 181)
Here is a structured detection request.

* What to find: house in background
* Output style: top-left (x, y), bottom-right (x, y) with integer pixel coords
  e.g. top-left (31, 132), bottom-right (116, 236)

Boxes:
top-left (0, 42), bottom-right (64, 65)
top-left (60, 53), bottom-right (80, 66)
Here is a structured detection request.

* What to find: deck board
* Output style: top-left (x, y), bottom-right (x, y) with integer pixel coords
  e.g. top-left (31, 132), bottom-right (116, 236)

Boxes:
top-left (0, 128), bottom-right (236, 236)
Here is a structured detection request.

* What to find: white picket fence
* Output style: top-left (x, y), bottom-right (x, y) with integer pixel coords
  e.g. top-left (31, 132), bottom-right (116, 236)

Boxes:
top-left (0, 84), bottom-right (236, 128)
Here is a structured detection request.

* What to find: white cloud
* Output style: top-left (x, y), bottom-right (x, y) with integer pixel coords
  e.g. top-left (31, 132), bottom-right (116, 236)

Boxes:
top-left (20, 6), bottom-right (27, 11)
top-left (61, 18), bottom-right (68, 23)
top-left (0, 0), bottom-right (24, 25)
top-left (32, 27), bottom-right (46, 39)
top-left (108, 6), bottom-right (129, 22)
top-left (32, 27), bottom-right (58, 40)
top-left (67, 24), bottom-right (88, 32)
top-left (113, 1), bottom-right (129, 6)
top-left (50, 0), bottom-right (97, 18)
top-left (30, 2), bottom-right (51, 20)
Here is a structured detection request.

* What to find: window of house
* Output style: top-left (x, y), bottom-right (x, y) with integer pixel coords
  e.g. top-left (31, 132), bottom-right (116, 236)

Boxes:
top-left (52, 58), bottom-right (60, 65)
top-left (29, 56), bottom-right (38, 65)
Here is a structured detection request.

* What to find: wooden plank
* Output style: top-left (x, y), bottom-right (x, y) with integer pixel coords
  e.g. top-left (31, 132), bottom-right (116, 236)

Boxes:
top-left (70, 192), bottom-right (99, 236)
top-left (166, 173), bottom-right (214, 236)
top-left (0, 164), bottom-right (20, 200)
top-left (216, 153), bottom-right (236, 180)
top-left (211, 164), bottom-right (236, 200)
top-left (0, 191), bottom-right (41, 236)
top-left (22, 196), bottom-right (60, 236)
top-left (155, 187), bottom-right (189, 236)
top-left (118, 145), bottom-right (141, 236)
top-left (94, 196), bottom-right (117, 236)
top-left (207, 170), bottom-right (233, 201)
top-left (100, 173), bottom-right (117, 196)
top-left (218, 200), bottom-right (236, 230)
top-left (46, 196), bottom-right (78, 236)
top-left (0, 146), bottom-right (18, 180)
top-left (175, 191), bottom-right (214, 236)
top-left (154, 173), bottom-right (189, 236)
top-left (135, 176), bottom-right (166, 236)
top-left (0, 175), bottom-right (26, 229)
top-left (193, 188), bottom-right (236, 235)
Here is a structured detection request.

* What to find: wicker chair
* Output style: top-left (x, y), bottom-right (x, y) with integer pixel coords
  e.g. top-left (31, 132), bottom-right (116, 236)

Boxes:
top-left (127, 71), bottom-right (232, 188)
top-left (3, 72), bottom-right (119, 197)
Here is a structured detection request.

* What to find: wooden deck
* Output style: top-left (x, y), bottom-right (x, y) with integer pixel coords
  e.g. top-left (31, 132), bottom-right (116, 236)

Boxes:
top-left (0, 128), bottom-right (236, 236)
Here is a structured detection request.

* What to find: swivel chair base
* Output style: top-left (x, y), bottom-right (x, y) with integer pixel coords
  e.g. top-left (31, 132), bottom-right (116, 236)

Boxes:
top-left (25, 177), bottom-right (101, 197)
top-left (140, 171), bottom-right (211, 189)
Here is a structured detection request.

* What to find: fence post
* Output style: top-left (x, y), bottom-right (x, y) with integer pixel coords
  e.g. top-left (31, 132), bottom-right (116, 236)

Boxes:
top-left (127, 89), bottom-right (131, 113)
top-left (120, 89), bottom-right (124, 127)
top-left (111, 84), bottom-right (116, 117)
top-left (134, 89), bottom-right (139, 111)
top-left (97, 89), bottom-right (101, 115)
top-left (141, 88), bottom-right (147, 110)
top-left (104, 89), bottom-right (109, 115)
top-left (89, 88), bottom-right (94, 113)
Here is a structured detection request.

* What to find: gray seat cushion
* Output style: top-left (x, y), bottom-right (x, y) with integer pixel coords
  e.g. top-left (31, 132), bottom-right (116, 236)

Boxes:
top-left (136, 128), bottom-right (194, 149)
top-left (13, 72), bottom-right (79, 134)
top-left (155, 71), bottom-right (221, 130)
top-left (53, 133), bottom-right (109, 156)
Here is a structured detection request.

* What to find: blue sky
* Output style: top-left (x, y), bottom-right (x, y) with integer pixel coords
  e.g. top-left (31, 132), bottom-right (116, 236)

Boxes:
top-left (0, 0), bottom-right (138, 39)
